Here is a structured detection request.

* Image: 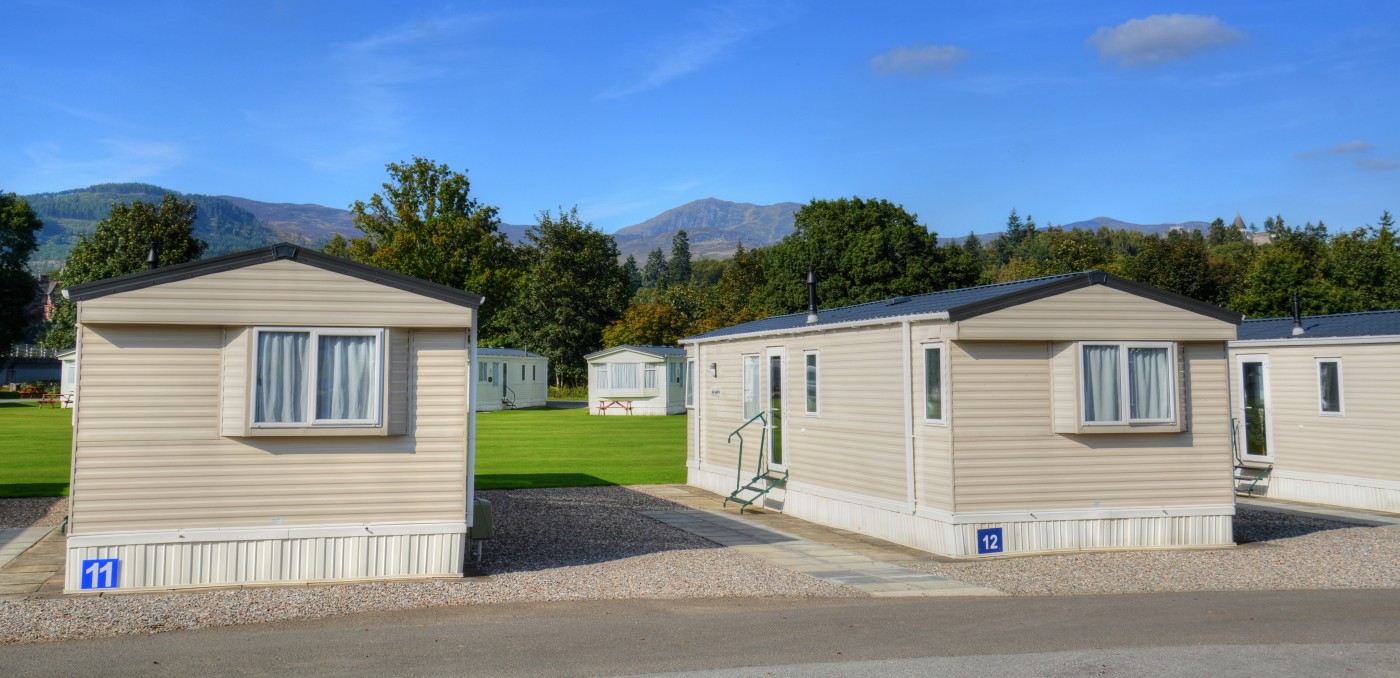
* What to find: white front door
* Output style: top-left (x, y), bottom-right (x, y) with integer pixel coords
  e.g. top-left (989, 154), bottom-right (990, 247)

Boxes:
top-left (1237, 354), bottom-right (1274, 462)
top-left (766, 347), bottom-right (787, 472)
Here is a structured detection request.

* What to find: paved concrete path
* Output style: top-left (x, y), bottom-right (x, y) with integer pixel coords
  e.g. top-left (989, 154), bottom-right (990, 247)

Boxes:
top-left (1, 590), bottom-right (1396, 676)
top-left (1238, 496), bottom-right (1400, 526)
top-left (645, 509), bottom-right (1001, 597)
top-left (0, 527), bottom-right (51, 569)
top-left (0, 527), bottom-right (64, 601)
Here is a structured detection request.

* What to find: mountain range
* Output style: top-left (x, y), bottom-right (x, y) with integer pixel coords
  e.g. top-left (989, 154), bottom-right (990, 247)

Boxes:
top-left (19, 183), bottom-right (1215, 271)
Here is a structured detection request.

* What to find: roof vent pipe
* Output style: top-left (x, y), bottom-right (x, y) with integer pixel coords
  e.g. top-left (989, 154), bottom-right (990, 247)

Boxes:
top-left (1291, 292), bottom-right (1304, 336)
top-left (805, 268), bottom-right (819, 324)
top-left (146, 243), bottom-right (160, 270)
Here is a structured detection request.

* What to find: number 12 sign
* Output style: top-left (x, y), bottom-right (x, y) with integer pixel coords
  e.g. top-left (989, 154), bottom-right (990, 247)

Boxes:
top-left (976, 527), bottom-right (1003, 555)
top-left (81, 558), bottom-right (120, 590)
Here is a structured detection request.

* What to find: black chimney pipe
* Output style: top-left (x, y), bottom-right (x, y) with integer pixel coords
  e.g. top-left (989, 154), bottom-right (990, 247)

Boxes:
top-left (805, 268), bottom-right (818, 324)
top-left (146, 243), bottom-right (160, 270)
top-left (1291, 292), bottom-right (1303, 336)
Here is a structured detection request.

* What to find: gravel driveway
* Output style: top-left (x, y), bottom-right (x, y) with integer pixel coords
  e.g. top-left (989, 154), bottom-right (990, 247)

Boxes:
top-left (1, 487), bottom-right (1397, 645)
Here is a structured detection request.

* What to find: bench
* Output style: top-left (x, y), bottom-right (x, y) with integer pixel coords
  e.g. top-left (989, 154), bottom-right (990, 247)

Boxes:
top-left (598, 399), bottom-right (633, 415)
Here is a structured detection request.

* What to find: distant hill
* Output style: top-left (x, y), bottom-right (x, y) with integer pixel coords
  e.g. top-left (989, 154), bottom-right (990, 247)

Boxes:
top-left (612, 198), bottom-right (802, 260)
top-left (1061, 216), bottom-right (1212, 237)
top-left (24, 183), bottom-right (282, 272)
top-left (217, 195), bottom-right (357, 242)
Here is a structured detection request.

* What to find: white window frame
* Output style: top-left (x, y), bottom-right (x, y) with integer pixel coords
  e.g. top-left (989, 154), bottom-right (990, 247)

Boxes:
top-left (250, 327), bottom-right (384, 429)
top-left (1078, 341), bottom-right (1176, 426)
top-left (1316, 357), bottom-right (1344, 416)
top-left (594, 364), bottom-right (609, 390)
top-left (922, 343), bottom-right (947, 425)
top-left (644, 364), bottom-right (658, 389)
top-left (803, 350), bottom-right (820, 416)
top-left (685, 358), bottom-right (696, 408)
top-left (742, 354), bottom-right (761, 420)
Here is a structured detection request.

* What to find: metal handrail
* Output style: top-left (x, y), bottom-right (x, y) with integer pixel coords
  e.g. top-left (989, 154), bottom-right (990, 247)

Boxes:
top-left (1231, 416), bottom-right (1273, 496)
top-left (503, 384), bottom-right (516, 405)
top-left (727, 412), bottom-right (768, 493)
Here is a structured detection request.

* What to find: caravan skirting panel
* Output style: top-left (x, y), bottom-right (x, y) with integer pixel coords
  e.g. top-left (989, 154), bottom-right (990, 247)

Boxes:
top-left (1268, 470), bottom-right (1400, 513)
top-left (65, 523), bottom-right (466, 592)
top-left (687, 468), bottom-right (1234, 557)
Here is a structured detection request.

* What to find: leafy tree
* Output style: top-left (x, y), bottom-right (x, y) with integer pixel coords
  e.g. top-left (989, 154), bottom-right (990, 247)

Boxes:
top-left (1042, 231), bottom-right (1110, 275)
top-left (0, 191), bottom-right (44, 354)
top-left (321, 233), bottom-right (350, 258)
top-left (642, 248), bottom-right (668, 288)
top-left (503, 208), bottom-right (629, 385)
top-left (43, 194), bottom-right (207, 350)
top-left (601, 302), bottom-right (692, 347)
top-left (961, 231), bottom-right (983, 261)
top-left (1124, 231), bottom-right (1224, 305)
top-left (759, 197), bottom-right (973, 312)
top-left (1206, 217), bottom-right (1245, 247)
top-left (700, 242), bottom-right (767, 331)
top-left (668, 230), bottom-right (692, 286)
top-left (344, 157), bottom-right (519, 341)
top-left (1326, 224), bottom-right (1400, 312)
top-left (690, 258), bottom-right (727, 286)
top-left (991, 208), bottom-right (1036, 263)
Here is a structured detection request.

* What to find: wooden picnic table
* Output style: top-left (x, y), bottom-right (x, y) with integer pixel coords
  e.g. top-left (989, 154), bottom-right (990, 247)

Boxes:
top-left (38, 393), bottom-right (71, 408)
top-left (598, 399), bottom-right (633, 415)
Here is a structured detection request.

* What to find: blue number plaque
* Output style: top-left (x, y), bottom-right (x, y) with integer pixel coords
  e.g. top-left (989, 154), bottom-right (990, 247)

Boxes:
top-left (976, 527), bottom-right (1003, 555)
top-left (80, 558), bottom-right (120, 590)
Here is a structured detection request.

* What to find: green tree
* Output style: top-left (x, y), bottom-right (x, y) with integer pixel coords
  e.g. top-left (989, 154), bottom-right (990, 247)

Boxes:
top-left (700, 242), bottom-right (767, 331)
top-left (344, 157), bottom-right (519, 342)
top-left (1206, 217), bottom-right (1245, 247)
top-left (602, 302), bottom-right (692, 347)
top-left (503, 208), bottom-right (629, 386)
top-left (642, 248), bottom-right (668, 288)
top-left (43, 194), bottom-right (207, 350)
top-left (321, 233), bottom-right (350, 258)
top-left (668, 230), bottom-right (692, 286)
top-left (759, 197), bottom-right (971, 312)
top-left (991, 208), bottom-right (1035, 264)
top-left (0, 191), bottom-right (44, 354)
top-left (1124, 231), bottom-right (1224, 305)
top-left (621, 254), bottom-right (643, 296)
top-left (1326, 222), bottom-right (1400, 312)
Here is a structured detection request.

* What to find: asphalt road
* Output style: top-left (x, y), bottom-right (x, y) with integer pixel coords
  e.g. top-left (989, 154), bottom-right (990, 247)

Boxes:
top-left (2, 590), bottom-right (1398, 677)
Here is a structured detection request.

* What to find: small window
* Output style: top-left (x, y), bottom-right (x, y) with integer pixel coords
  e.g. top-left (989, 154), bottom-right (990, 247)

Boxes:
top-left (253, 328), bottom-right (382, 427)
top-left (923, 344), bottom-right (944, 423)
top-left (594, 364), bottom-right (609, 390)
top-left (1317, 358), bottom-right (1343, 415)
top-left (804, 351), bottom-right (819, 415)
top-left (521, 364), bottom-right (526, 381)
top-left (1081, 342), bottom-right (1174, 425)
top-left (478, 361), bottom-right (489, 383)
top-left (685, 358), bottom-right (696, 407)
top-left (644, 364), bottom-right (658, 389)
top-left (742, 355), bottom-right (761, 419)
top-left (532, 364), bottom-right (537, 381)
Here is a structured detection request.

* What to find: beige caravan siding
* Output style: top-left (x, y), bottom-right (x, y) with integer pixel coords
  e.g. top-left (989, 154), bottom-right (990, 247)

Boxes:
top-left (70, 324), bottom-right (468, 535)
top-left (1235, 342), bottom-right (1400, 484)
top-left (950, 340), bottom-right (1232, 512)
top-left (219, 327), bottom-right (250, 437)
top-left (79, 259), bottom-right (474, 328)
top-left (955, 286), bottom-right (1236, 341)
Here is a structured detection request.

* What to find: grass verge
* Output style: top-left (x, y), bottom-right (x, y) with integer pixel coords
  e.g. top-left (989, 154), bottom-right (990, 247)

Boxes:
top-left (0, 403), bottom-right (72, 497)
top-left (476, 406), bottom-right (685, 489)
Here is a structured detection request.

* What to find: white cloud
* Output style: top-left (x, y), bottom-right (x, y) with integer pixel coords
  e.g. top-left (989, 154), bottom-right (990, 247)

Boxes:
top-left (1088, 14), bottom-right (1243, 67)
top-left (598, 5), bottom-right (781, 100)
top-left (1297, 140), bottom-right (1379, 160)
top-left (1356, 158), bottom-right (1397, 171)
top-left (870, 44), bottom-right (968, 76)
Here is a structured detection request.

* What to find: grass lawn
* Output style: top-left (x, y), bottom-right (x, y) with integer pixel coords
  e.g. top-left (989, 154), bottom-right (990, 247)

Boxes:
top-left (0, 403), bottom-right (72, 497)
top-left (476, 406), bottom-right (686, 490)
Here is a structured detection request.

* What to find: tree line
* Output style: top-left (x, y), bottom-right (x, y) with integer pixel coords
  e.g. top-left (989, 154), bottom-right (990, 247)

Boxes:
top-left (7, 158), bottom-right (1397, 385)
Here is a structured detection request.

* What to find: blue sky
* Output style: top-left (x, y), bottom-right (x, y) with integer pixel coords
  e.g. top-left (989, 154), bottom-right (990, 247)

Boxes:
top-left (3, 1), bottom-right (1397, 235)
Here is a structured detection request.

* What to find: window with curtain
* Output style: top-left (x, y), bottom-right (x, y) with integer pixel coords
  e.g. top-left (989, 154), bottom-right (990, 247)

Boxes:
top-left (614, 363), bottom-right (640, 389)
top-left (805, 352), bottom-right (818, 414)
top-left (1082, 342), bottom-right (1174, 424)
top-left (594, 365), bottom-right (609, 390)
top-left (1318, 359), bottom-right (1342, 414)
top-left (743, 355), bottom-right (760, 419)
top-left (644, 364), bottom-right (657, 389)
top-left (254, 329), bottom-right (381, 426)
top-left (924, 345), bottom-right (944, 422)
top-left (685, 359), bottom-right (695, 407)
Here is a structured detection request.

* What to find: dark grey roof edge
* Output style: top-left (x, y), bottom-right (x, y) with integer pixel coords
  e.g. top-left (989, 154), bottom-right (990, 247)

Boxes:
top-left (949, 271), bottom-right (1241, 324)
top-left (66, 243), bottom-right (484, 309)
top-left (478, 347), bottom-right (547, 358)
top-left (584, 344), bottom-right (686, 360)
top-left (1241, 308), bottom-right (1400, 324)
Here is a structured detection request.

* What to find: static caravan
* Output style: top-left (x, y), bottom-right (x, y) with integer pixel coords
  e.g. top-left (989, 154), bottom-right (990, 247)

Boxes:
top-left (57, 348), bottom-right (76, 408)
top-left (684, 271), bottom-right (1243, 558)
top-left (586, 345), bottom-right (687, 415)
top-left (476, 348), bottom-right (548, 411)
top-left (62, 243), bottom-right (483, 592)
top-left (1229, 310), bottom-right (1400, 512)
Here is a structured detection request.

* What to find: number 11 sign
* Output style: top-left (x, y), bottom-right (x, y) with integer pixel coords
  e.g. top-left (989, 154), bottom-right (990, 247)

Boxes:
top-left (80, 558), bottom-right (120, 590)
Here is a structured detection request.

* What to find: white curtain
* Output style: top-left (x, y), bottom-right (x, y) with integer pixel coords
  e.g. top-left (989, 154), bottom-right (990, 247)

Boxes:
top-left (644, 364), bottom-right (657, 389)
top-left (1319, 361), bottom-right (1341, 412)
top-left (255, 332), bottom-right (308, 423)
top-left (743, 356), bottom-right (760, 419)
top-left (924, 348), bottom-right (942, 420)
top-left (614, 363), bottom-right (640, 389)
top-left (1082, 345), bottom-right (1121, 422)
top-left (1128, 347), bottom-right (1170, 420)
top-left (316, 335), bottom-right (375, 420)
top-left (594, 365), bottom-right (609, 389)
